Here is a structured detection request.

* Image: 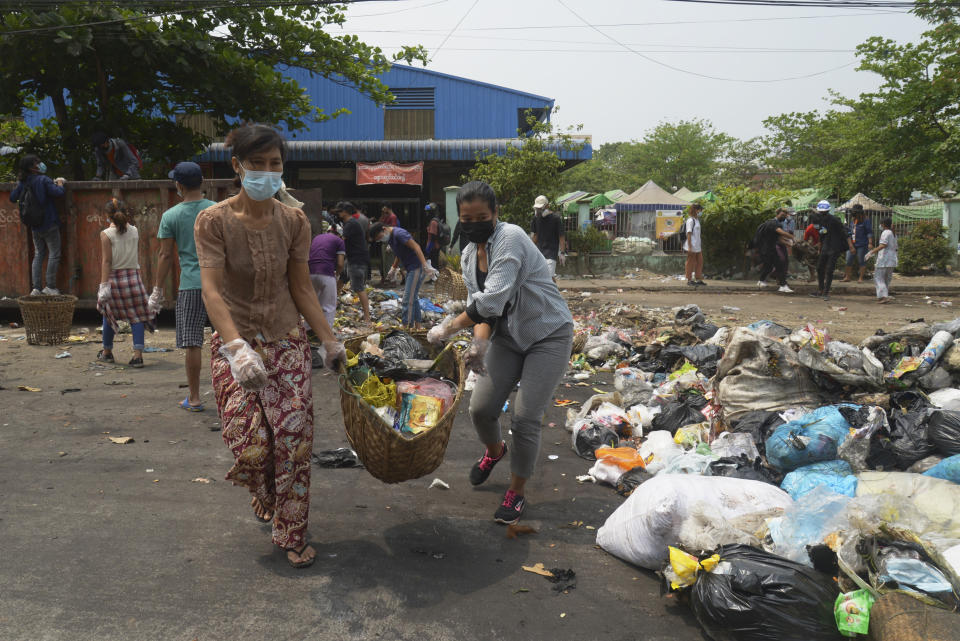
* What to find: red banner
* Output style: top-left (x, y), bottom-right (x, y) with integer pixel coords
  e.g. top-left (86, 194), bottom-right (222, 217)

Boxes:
top-left (356, 161), bottom-right (424, 186)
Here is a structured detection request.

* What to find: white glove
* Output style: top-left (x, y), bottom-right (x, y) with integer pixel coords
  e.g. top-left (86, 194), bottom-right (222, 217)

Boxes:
top-left (97, 282), bottom-right (111, 305)
top-left (219, 338), bottom-right (268, 392)
top-left (388, 266), bottom-right (401, 283)
top-left (464, 338), bottom-right (490, 375)
top-left (322, 340), bottom-right (347, 370)
top-left (423, 264), bottom-right (439, 280)
top-left (427, 316), bottom-right (457, 346)
top-left (147, 286), bottom-right (163, 315)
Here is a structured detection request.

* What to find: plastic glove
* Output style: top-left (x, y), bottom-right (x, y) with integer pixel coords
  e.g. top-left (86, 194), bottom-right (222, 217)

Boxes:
top-left (423, 262), bottom-right (439, 280)
top-left (147, 286), bottom-right (163, 315)
top-left (219, 338), bottom-right (268, 392)
top-left (464, 337), bottom-right (490, 375)
top-left (387, 266), bottom-right (401, 283)
top-left (322, 340), bottom-right (347, 371)
top-left (97, 282), bottom-right (111, 305)
top-left (427, 316), bottom-right (457, 346)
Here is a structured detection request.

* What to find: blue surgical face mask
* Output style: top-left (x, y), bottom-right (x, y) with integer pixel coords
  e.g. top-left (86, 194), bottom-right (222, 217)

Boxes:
top-left (239, 161), bottom-right (283, 202)
top-left (37, 162), bottom-right (47, 174)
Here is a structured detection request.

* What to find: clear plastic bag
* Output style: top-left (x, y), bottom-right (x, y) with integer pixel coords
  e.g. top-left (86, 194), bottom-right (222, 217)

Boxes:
top-left (767, 485), bottom-right (853, 565)
top-left (710, 431), bottom-right (761, 461)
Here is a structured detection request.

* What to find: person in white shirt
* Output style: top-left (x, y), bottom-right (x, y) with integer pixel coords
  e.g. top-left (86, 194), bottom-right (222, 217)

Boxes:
top-left (865, 217), bottom-right (897, 304)
top-left (683, 204), bottom-right (705, 287)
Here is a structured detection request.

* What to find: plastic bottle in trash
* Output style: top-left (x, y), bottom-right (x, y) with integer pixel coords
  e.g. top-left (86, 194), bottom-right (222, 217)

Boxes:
top-left (915, 330), bottom-right (955, 377)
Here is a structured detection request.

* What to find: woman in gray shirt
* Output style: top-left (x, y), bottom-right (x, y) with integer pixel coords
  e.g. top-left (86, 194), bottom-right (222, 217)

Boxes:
top-left (428, 181), bottom-right (573, 524)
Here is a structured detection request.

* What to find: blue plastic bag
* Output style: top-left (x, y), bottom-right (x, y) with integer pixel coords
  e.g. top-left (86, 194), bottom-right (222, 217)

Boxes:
top-left (781, 460), bottom-right (858, 499)
top-left (923, 453), bottom-right (960, 484)
top-left (418, 298), bottom-right (444, 313)
top-left (765, 405), bottom-right (853, 472)
top-left (768, 486), bottom-right (853, 566)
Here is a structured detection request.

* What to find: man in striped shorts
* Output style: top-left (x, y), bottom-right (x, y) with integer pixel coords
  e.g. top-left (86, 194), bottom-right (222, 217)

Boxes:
top-left (151, 162), bottom-right (218, 412)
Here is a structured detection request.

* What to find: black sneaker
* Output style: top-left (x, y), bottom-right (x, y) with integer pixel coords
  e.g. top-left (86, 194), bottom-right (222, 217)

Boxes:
top-left (128, 356), bottom-right (144, 368)
top-left (809, 291), bottom-right (822, 298)
top-left (469, 441), bottom-right (507, 486)
top-left (695, 280), bottom-right (707, 286)
top-left (687, 280), bottom-right (697, 287)
top-left (494, 489), bottom-right (526, 525)
top-left (96, 350), bottom-right (115, 363)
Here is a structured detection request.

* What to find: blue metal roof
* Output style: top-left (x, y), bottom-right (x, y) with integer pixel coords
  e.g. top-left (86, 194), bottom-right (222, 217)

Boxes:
top-left (382, 63), bottom-right (552, 103)
top-left (196, 138), bottom-right (592, 163)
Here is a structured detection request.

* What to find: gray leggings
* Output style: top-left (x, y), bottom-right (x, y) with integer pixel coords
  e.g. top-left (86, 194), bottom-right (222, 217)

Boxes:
top-left (469, 323), bottom-right (573, 479)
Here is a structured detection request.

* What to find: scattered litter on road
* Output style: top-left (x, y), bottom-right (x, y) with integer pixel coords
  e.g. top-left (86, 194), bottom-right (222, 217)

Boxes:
top-left (521, 563), bottom-right (554, 577)
top-left (60, 388), bottom-right (81, 394)
top-left (312, 448), bottom-right (362, 468)
top-left (17, 385), bottom-right (41, 392)
top-left (143, 347), bottom-right (173, 352)
top-left (54, 351), bottom-right (71, 359)
top-left (108, 436), bottom-right (134, 444)
top-left (191, 477), bottom-right (212, 484)
top-left (104, 380), bottom-right (134, 386)
top-left (428, 478), bottom-right (449, 490)
top-left (506, 524), bottom-right (537, 539)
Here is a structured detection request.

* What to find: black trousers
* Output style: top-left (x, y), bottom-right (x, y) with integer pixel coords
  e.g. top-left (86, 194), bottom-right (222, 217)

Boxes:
top-left (818, 250), bottom-right (840, 294)
top-left (759, 248), bottom-right (787, 286)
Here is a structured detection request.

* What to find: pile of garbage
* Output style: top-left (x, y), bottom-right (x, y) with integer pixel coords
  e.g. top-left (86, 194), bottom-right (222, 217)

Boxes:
top-left (612, 236), bottom-right (656, 256)
top-left (334, 284), bottom-right (458, 336)
top-left (564, 305), bottom-right (960, 640)
top-left (344, 329), bottom-right (457, 438)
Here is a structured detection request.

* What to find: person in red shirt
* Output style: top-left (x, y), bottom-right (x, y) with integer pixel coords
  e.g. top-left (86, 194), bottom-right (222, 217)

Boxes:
top-left (792, 216), bottom-right (822, 282)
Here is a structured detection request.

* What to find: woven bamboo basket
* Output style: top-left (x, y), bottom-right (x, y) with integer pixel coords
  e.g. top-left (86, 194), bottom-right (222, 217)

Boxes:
top-left (434, 267), bottom-right (468, 301)
top-left (571, 332), bottom-right (588, 355)
top-left (17, 295), bottom-right (77, 345)
top-left (870, 592), bottom-right (960, 641)
top-left (338, 333), bottom-right (465, 483)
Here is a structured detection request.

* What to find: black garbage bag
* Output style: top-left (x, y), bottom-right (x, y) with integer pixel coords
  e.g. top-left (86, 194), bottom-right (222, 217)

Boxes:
top-left (651, 400), bottom-right (705, 435)
top-left (887, 411), bottom-right (937, 468)
top-left (356, 352), bottom-right (408, 379)
top-left (730, 411), bottom-right (785, 456)
top-left (660, 345), bottom-right (687, 369)
top-left (837, 405), bottom-right (871, 430)
top-left (312, 448), bottom-right (363, 468)
top-left (689, 544), bottom-right (843, 641)
top-left (633, 358), bottom-right (666, 373)
top-left (890, 390), bottom-right (931, 413)
top-left (865, 436), bottom-right (903, 471)
top-left (573, 423), bottom-right (619, 460)
top-left (380, 329), bottom-right (429, 362)
top-left (928, 409), bottom-right (960, 456)
top-left (675, 304), bottom-right (706, 325)
top-left (616, 466), bottom-right (653, 497)
top-left (691, 322), bottom-right (720, 342)
top-left (681, 344), bottom-right (724, 377)
top-left (681, 389), bottom-right (710, 410)
top-left (708, 454), bottom-right (782, 485)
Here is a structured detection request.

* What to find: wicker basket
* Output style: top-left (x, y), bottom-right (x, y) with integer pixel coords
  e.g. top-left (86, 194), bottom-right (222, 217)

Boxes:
top-left (870, 592), bottom-right (960, 641)
top-left (434, 267), bottom-right (468, 301)
top-left (338, 333), bottom-right (465, 483)
top-left (571, 332), bottom-right (588, 355)
top-left (17, 295), bottom-right (77, 345)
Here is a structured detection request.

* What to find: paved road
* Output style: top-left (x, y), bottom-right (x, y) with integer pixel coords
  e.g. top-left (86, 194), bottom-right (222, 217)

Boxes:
top-left (0, 331), bottom-right (706, 641)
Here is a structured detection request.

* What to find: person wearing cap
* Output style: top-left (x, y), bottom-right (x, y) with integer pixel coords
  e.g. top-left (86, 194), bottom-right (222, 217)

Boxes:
top-left (755, 207), bottom-right (795, 293)
top-left (842, 204), bottom-right (874, 283)
top-left (530, 194), bottom-right (564, 279)
top-left (152, 162), bottom-right (218, 411)
top-left (91, 131), bottom-right (140, 181)
top-left (683, 203), bottom-right (705, 287)
top-left (808, 200), bottom-right (855, 302)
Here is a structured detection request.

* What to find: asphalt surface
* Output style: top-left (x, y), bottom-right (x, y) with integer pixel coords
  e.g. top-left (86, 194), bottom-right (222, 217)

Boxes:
top-left (0, 327), bottom-right (707, 641)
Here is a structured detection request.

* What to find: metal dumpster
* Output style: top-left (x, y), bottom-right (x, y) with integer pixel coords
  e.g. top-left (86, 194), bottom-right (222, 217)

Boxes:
top-left (0, 179), bottom-right (236, 307)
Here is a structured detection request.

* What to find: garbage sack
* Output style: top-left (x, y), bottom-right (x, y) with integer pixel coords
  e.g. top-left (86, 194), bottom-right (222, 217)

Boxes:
top-left (675, 304), bottom-right (706, 326)
top-left (658, 450), bottom-right (718, 476)
top-left (932, 318), bottom-right (960, 337)
top-left (677, 506), bottom-right (775, 553)
top-left (596, 476), bottom-right (793, 570)
top-left (924, 454), bottom-right (960, 484)
top-left (870, 592), bottom-right (960, 641)
top-left (688, 544), bottom-right (843, 641)
top-left (780, 461), bottom-right (858, 500)
top-left (888, 409), bottom-right (937, 467)
top-left (826, 341), bottom-right (864, 371)
top-left (708, 454), bottom-right (781, 485)
top-left (571, 419), bottom-right (619, 460)
top-left (767, 485), bottom-right (853, 565)
top-left (797, 344), bottom-right (884, 391)
top-left (928, 409), bottom-right (960, 456)
top-left (626, 404), bottom-right (661, 433)
top-left (920, 366), bottom-right (953, 392)
top-left (907, 455), bottom-right (943, 474)
top-left (716, 328), bottom-right (825, 421)
top-left (706, 326), bottom-right (730, 347)
top-left (661, 344), bottom-right (724, 378)
top-left (674, 423), bottom-right (710, 448)
top-left (711, 431), bottom-right (761, 461)
top-left (860, 322), bottom-right (935, 352)
top-left (380, 330), bottom-right (429, 362)
top-left (765, 405), bottom-right (852, 472)
top-left (730, 410), bottom-right (785, 456)
top-left (651, 400), bottom-right (706, 435)
top-left (837, 405), bottom-right (889, 472)
top-left (856, 471), bottom-right (960, 538)
top-left (746, 320), bottom-right (793, 339)
top-left (944, 340), bottom-right (960, 375)
top-left (691, 322), bottom-right (720, 342)
top-left (614, 368), bottom-right (654, 408)
top-left (929, 388), bottom-right (960, 411)
top-left (866, 537), bottom-right (959, 609)
top-left (638, 430), bottom-right (684, 474)
top-left (616, 466), bottom-right (654, 497)
top-left (564, 391), bottom-right (624, 431)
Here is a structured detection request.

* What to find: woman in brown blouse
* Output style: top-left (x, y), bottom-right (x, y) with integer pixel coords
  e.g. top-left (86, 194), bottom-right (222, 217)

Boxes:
top-left (195, 124), bottom-right (345, 569)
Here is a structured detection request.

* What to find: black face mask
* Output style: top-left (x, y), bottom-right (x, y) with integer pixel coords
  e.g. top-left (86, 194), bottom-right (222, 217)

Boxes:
top-left (462, 219), bottom-right (495, 244)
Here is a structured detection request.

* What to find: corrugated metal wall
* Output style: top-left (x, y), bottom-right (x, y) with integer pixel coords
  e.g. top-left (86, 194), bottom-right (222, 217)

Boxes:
top-left (21, 65), bottom-right (555, 142)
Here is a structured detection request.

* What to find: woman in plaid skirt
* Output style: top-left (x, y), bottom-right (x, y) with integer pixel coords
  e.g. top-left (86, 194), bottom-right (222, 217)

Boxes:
top-left (97, 198), bottom-right (155, 367)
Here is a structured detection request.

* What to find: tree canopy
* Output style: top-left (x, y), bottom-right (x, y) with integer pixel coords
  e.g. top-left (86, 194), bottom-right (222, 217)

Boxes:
top-left (0, 1), bottom-right (426, 178)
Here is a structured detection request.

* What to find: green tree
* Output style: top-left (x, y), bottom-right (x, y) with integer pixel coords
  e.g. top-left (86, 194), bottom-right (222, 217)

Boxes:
top-left (0, 2), bottom-right (426, 178)
top-left (465, 110), bottom-right (582, 225)
top-left (699, 185), bottom-right (792, 273)
top-left (762, 1), bottom-right (960, 201)
top-left (898, 220), bottom-right (953, 274)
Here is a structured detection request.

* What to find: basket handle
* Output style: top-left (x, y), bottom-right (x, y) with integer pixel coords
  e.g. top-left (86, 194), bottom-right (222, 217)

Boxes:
top-left (337, 373), bottom-right (364, 400)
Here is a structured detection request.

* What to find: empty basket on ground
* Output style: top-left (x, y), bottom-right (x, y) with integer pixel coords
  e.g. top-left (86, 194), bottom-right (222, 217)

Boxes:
top-left (17, 295), bottom-right (77, 345)
top-left (338, 334), bottom-right (465, 483)
top-left (434, 268), bottom-right (468, 301)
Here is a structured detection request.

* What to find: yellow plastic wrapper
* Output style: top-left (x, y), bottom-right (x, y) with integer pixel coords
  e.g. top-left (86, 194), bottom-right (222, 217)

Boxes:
top-left (668, 361), bottom-right (698, 381)
top-left (345, 349), bottom-right (359, 370)
top-left (674, 423), bottom-right (710, 447)
top-left (667, 546), bottom-right (720, 590)
top-left (358, 374), bottom-right (397, 408)
top-left (398, 393), bottom-right (444, 435)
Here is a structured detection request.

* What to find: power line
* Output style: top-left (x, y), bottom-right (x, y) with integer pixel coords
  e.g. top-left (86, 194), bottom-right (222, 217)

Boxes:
top-left (556, 0), bottom-right (856, 83)
top-left (347, 0), bottom-right (450, 18)
top-left (381, 45), bottom-right (855, 54)
top-left (430, 0), bottom-right (478, 61)
top-left (665, 0), bottom-right (953, 6)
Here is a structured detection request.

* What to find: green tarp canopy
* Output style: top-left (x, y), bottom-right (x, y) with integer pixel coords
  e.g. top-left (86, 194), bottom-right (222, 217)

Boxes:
top-left (891, 202), bottom-right (943, 223)
top-left (790, 188), bottom-right (830, 211)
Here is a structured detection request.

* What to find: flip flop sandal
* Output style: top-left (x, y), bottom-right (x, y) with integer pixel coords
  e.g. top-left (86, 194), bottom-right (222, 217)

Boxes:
top-left (284, 544), bottom-right (316, 569)
top-left (179, 397), bottom-right (204, 412)
top-left (251, 497), bottom-right (273, 523)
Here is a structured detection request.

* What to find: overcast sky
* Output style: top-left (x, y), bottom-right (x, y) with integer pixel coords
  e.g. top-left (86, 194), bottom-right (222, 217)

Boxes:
top-left (340, 0), bottom-right (929, 146)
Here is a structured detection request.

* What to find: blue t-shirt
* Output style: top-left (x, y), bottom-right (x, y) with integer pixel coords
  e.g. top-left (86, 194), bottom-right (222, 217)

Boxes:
top-left (388, 226), bottom-right (421, 272)
top-left (157, 199), bottom-right (217, 290)
top-left (853, 218), bottom-right (873, 248)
